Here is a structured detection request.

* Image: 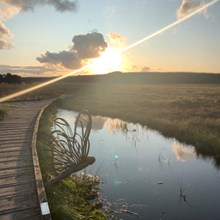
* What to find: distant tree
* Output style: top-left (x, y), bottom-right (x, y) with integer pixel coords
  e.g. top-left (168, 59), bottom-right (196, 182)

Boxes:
top-left (0, 73), bottom-right (22, 84)
top-left (0, 74), bottom-right (3, 83)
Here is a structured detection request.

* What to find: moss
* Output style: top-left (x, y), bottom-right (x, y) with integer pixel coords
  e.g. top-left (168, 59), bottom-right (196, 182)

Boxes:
top-left (36, 99), bottom-right (107, 219)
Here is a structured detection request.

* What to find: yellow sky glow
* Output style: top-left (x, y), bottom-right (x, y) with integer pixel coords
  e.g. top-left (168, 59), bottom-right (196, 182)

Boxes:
top-left (0, 0), bottom-right (219, 103)
top-left (89, 47), bottom-right (122, 74)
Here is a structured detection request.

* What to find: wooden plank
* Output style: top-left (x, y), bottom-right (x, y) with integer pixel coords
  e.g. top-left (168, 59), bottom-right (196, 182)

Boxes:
top-left (0, 100), bottom-right (52, 219)
top-left (0, 168), bottom-right (33, 178)
top-left (0, 148), bottom-right (31, 154)
top-left (0, 157), bottom-right (32, 163)
top-left (0, 193), bottom-right (39, 212)
top-left (0, 207), bottom-right (41, 220)
top-left (0, 152), bottom-right (30, 159)
top-left (0, 181), bottom-right (36, 197)
top-left (0, 140), bottom-right (32, 146)
top-left (0, 175), bottom-right (34, 188)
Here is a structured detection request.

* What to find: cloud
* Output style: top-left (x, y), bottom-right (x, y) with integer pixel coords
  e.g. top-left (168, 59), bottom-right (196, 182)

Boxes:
top-left (108, 32), bottom-right (126, 48)
top-left (37, 32), bottom-right (108, 69)
top-left (141, 66), bottom-right (151, 72)
top-left (0, 20), bottom-right (13, 49)
top-left (108, 32), bottom-right (122, 41)
top-left (0, 0), bottom-right (78, 50)
top-left (0, 64), bottom-right (60, 76)
top-left (72, 32), bottom-right (107, 59)
top-left (1, 0), bottom-right (78, 12)
top-left (0, 21), bottom-right (12, 38)
top-left (177, 0), bottom-right (204, 18)
top-left (0, 39), bottom-right (13, 49)
top-left (37, 50), bottom-right (81, 69)
top-left (0, 2), bottom-right (20, 20)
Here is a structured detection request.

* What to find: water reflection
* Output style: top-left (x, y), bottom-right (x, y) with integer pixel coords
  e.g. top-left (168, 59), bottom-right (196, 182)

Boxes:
top-left (172, 142), bottom-right (196, 162)
top-left (57, 109), bottom-right (220, 220)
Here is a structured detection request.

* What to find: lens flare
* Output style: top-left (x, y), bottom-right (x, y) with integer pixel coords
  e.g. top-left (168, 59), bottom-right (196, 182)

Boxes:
top-left (0, 0), bottom-right (219, 103)
top-left (0, 65), bottom-right (89, 103)
top-left (120, 0), bottom-right (219, 53)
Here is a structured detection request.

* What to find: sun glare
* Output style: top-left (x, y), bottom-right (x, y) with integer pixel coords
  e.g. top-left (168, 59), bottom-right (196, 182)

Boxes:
top-left (89, 47), bottom-right (122, 75)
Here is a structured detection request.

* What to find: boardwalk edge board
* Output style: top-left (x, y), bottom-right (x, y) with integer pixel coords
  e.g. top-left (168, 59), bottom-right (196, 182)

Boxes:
top-left (31, 101), bottom-right (52, 220)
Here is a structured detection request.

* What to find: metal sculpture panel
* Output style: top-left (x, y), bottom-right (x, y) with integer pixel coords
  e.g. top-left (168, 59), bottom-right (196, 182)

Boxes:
top-left (48, 110), bottom-right (95, 184)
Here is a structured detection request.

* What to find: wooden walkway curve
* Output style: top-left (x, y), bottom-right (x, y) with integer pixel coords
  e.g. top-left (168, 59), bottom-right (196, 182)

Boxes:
top-left (0, 100), bottom-right (52, 220)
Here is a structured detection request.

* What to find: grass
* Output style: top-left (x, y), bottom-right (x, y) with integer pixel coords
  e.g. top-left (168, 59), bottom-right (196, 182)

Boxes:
top-left (1, 76), bottom-right (219, 216)
top-left (59, 82), bottom-right (220, 167)
top-left (36, 99), bottom-right (107, 220)
top-left (1, 79), bottom-right (220, 165)
top-left (1, 79), bottom-right (219, 165)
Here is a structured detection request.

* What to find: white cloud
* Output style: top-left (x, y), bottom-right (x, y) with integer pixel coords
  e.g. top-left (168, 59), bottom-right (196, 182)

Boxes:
top-left (177, 0), bottom-right (204, 18)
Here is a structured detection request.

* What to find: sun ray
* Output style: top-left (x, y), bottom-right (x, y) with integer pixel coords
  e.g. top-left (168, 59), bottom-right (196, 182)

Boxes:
top-left (0, 0), bottom-right (219, 103)
top-left (89, 47), bottom-right (122, 74)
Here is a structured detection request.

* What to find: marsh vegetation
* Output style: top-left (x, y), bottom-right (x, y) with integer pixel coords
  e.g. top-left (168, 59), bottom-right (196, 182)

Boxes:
top-left (60, 81), bottom-right (220, 167)
top-left (1, 73), bottom-right (219, 165)
top-left (1, 73), bottom-right (219, 219)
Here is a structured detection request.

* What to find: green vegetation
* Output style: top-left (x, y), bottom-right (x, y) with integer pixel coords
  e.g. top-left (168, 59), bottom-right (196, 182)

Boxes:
top-left (36, 100), bottom-right (106, 220)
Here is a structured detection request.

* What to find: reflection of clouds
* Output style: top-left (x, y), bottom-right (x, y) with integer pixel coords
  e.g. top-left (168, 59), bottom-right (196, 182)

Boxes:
top-left (90, 115), bottom-right (128, 133)
top-left (172, 142), bottom-right (196, 162)
top-left (71, 112), bottom-right (126, 132)
top-left (91, 116), bottom-right (105, 130)
top-left (105, 118), bottom-right (127, 133)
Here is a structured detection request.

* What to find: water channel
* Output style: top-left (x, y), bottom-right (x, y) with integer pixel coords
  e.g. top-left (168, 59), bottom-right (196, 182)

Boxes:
top-left (56, 109), bottom-right (220, 220)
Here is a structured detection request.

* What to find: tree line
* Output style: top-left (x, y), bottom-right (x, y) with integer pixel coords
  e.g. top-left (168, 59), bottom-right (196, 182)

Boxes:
top-left (0, 73), bottom-right (22, 84)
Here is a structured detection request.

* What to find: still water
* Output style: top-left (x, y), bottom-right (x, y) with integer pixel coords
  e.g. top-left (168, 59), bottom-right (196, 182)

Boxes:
top-left (57, 109), bottom-right (220, 220)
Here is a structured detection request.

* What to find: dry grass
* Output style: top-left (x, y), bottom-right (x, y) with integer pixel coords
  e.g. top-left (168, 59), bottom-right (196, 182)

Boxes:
top-left (1, 80), bottom-right (219, 166)
top-left (60, 83), bottom-right (220, 167)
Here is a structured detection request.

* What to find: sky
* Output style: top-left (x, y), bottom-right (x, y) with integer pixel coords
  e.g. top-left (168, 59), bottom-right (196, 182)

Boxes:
top-left (0, 0), bottom-right (220, 77)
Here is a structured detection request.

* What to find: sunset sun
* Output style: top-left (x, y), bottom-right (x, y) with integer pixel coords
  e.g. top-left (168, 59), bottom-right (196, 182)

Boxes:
top-left (89, 47), bottom-right (122, 75)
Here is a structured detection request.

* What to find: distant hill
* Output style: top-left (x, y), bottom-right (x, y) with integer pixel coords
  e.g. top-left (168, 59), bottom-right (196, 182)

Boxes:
top-left (67, 72), bottom-right (220, 84)
top-left (23, 72), bottom-right (220, 84)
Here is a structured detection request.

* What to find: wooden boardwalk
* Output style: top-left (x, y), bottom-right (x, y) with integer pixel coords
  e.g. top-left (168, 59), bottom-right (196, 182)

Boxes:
top-left (0, 100), bottom-right (51, 220)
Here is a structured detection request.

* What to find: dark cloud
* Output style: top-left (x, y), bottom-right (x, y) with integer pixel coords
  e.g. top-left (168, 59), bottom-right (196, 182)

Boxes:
top-left (0, 0), bottom-right (78, 50)
top-left (177, 0), bottom-right (203, 18)
top-left (2, 0), bottom-right (78, 12)
top-left (37, 32), bottom-right (108, 69)
top-left (37, 50), bottom-right (81, 69)
top-left (72, 32), bottom-right (108, 59)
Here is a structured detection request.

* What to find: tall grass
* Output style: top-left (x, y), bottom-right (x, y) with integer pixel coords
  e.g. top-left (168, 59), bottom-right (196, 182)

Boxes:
top-left (60, 83), bottom-right (220, 167)
top-left (1, 79), bottom-right (219, 166)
